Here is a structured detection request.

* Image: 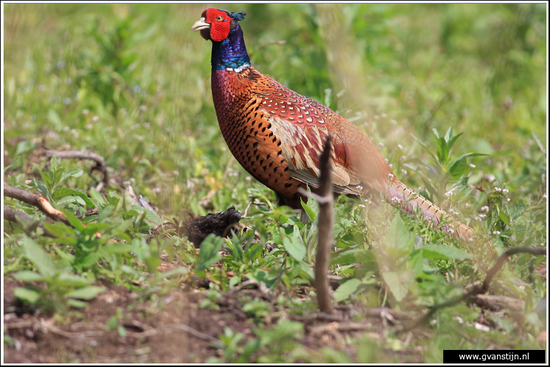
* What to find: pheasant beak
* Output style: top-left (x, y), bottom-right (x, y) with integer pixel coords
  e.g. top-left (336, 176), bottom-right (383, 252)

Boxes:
top-left (191, 17), bottom-right (210, 32)
top-left (192, 17), bottom-right (211, 40)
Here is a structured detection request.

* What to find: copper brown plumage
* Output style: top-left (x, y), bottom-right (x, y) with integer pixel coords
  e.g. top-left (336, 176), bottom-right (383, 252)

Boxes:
top-left (192, 8), bottom-right (475, 241)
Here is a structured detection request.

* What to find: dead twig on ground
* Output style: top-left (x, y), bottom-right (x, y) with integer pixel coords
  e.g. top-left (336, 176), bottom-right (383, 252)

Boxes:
top-left (4, 185), bottom-right (71, 226)
top-left (3, 205), bottom-right (56, 238)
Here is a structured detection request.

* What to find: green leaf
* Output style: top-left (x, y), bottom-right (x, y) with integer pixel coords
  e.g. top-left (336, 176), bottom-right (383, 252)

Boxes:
top-left (229, 232), bottom-right (244, 263)
top-left (21, 236), bottom-right (56, 278)
top-left (56, 195), bottom-right (87, 207)
top-left (447, 132), bottom-right (464, 152)
top-left (57, 273), bottom-right (93, 287)
top-left (11, 270), bottom-right (44, 282)
top-left (14, 287), bottom-right (40, 304)
top-left (381, 270), bottom-right (414, 302)
top-left (34, 164), bottom-right (52, 188)
top-left (67, 299), bottom-right (89, 308)
top-left (60, 168), bottom-right (83, 183)
top-left (301, 197), bottom-right (318, 222)
top-left (410, 134), bottom-right (437, 162)
top-left (418, 244), bottom-right (472, 260)
top-left (44, 221), bottom-right (75, 238)
top-left (386, 215), bottom-right (412, 250)
top-left (334, 278), bottom-right (362, 302)
top-left (282, 233), bottom-right (306, 261)
top-left (79, 252), bottom-right (102, 268)
top-left (197, 234), bottom-right (224, 271)
top-left (436, 137), bottom-right (448, 164)
top-left (448, 157), bottom-right (467, 182)
top-left (61, 209), bottom-right (85, 231)
top-left (53, 188), bottom-right (95, 207)
top-left (443, 126), bottom-right (453, 142)
top-left (66, 286), bottom-right (106, 300)
top-left (96, 204), bottom-right (116, 222)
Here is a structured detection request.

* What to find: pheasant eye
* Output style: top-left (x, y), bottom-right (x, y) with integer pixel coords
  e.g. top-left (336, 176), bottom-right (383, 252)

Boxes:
top-left (216, 15), bottom-right (224, 21)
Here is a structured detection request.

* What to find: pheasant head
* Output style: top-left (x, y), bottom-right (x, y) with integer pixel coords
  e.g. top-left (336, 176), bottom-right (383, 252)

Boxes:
top-left (192, 9), bottom-right (250, 71)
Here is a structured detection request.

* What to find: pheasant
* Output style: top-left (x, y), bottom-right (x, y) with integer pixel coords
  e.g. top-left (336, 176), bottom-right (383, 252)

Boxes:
top-left (192, 8), bottom-right (475, 242)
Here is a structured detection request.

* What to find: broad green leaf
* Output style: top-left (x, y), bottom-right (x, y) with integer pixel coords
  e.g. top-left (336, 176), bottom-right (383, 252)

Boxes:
top-left (67, 299), bottom-right (89, 308)
top-left (53, 188), bottom-right (95, 207)
top-left (56, 195), bottom-right (87, 207)
top-left (21, 236), bottom-right (56, 278)
top-left (14, 287), bottom-right (40, 304)
top-left (89, 188), bottom-right (107, 205)
top-left (282, 234), bottom-right (306, 261)
top-left (33, 164), bottom-right (52, 188)
top-left (96, 204), bottom-right (116, 222)
top-left (61, 209), bottom-right (85, 231)
top-left (443, 126), bottom-right (453, 142)
top-left (448, 157), bottom-right (467, 182)
top-left (381, 270), bottom-right (414, 302)
top-left (60, 168), bottom-right (83, 183)
top-left (197, 234), bottom-right (223, 270)
top-left (57, 273), bottom-right (93, 287)
top-left (15, 140), bottom-right (35, 156)
top-left (11, 270), bottom-right (44, 282)
top-left (334, 278), bottom-right (362, 302)
top-left (44, 221), bottom-right (76, 238)
top-left (66, 286), bottom-right (105, 300)
top-left (386, 215), bottom-right (412, 250)
top-left (447, 132), bottom-right (464, 152)
top-left (79, 251), bottom-right (102, 268)
top-left (301, 198), bottom-right (318, 222)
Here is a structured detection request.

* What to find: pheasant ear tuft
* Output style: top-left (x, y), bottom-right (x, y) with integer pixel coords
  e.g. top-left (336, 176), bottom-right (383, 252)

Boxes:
top-left (230, 12), bottom-right (246, 21)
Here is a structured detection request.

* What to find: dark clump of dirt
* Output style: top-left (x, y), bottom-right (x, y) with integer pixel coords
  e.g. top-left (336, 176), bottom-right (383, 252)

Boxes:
top-left (3, 278), bottom-right (253, 363)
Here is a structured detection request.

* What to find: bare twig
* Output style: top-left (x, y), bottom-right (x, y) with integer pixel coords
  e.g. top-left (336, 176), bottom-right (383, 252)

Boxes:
top-left (399, 246), bottom-right (546, 332)
top-left (44, 149), bottom-right (109, 187)
top-left (313, 136), bottom-right (335, 314)
top-left (171, 323), bottom-right (224, 348)
top-left (3, 205), bottom-right (56, 238)
top-left (4, 185), bottom-right (71, 226)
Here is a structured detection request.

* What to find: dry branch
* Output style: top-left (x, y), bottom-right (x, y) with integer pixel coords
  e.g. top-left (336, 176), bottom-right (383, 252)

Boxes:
top-left (300, 136), bottom-right (335, 314)
top-left (4, 185), bottom-right (71, 226)
top-left (3, 205), bottom-right (56, 238)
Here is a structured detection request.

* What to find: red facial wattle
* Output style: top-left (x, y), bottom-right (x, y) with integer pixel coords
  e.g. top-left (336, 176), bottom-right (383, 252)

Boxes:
top-left (205, 8), bottom-right (231, 42)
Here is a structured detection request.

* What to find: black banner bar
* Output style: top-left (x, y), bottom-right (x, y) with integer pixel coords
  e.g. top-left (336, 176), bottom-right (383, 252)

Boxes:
top-left (443, 350), bottom-right (546, 364)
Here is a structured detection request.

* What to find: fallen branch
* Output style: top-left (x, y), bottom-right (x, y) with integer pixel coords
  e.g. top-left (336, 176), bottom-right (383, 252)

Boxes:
top-left (44, 149), bottom-right (109, 188)
top-left (4, 185), bottom-right (71, 226)
top-left (399, 246), bottom-right (546, 332)
top-left (3, 205), bottom-right (56, 238)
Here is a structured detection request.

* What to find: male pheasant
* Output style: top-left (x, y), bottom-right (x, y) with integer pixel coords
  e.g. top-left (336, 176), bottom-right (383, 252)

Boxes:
top-left (192, 8), bottom-right (475, 242)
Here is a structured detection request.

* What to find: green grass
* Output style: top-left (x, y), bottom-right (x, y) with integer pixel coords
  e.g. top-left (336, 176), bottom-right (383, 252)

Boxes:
top-left (3, 3), bottom-right (547, 363)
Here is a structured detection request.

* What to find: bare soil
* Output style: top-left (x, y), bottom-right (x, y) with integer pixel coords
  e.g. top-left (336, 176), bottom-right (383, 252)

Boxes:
top-left (3, 274), bottom-right (424, 363)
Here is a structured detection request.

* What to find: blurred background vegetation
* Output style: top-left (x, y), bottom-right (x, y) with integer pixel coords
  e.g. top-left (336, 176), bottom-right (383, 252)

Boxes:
top-left (4, 3), bottom-right (546, 218)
